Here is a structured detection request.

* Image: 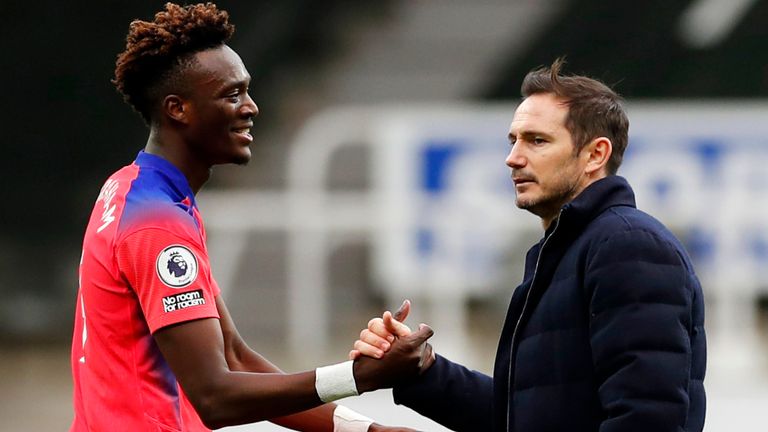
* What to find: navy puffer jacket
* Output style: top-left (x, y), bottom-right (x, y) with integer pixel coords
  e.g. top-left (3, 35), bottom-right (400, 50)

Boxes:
top-left (394, 176), bottom-right (706, 432)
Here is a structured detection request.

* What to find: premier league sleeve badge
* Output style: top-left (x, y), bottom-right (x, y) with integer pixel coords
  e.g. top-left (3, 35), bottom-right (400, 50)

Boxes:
top-left (156, 245), bottom-right (199, 288)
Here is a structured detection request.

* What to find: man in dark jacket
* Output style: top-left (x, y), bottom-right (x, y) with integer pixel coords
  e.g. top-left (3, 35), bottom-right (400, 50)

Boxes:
top-left (350, 59), bottom-right (707, 431)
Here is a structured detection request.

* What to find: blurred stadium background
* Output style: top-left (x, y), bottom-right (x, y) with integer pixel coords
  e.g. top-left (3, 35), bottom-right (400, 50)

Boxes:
top-left (1, 0), bottom-right (768, 430)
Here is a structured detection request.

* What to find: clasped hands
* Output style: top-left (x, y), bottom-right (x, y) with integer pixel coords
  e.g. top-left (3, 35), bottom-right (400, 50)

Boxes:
top-left (349, 300), bottom-right (436, 394)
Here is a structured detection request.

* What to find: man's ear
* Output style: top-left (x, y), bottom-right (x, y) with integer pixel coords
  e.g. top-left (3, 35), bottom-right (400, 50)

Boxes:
top-left (583, 137), bottom-right (612, 176)
top-left (163, 94), bottom-right (189, 124)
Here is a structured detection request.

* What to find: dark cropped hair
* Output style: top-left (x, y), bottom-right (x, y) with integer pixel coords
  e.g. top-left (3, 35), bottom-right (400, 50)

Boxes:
top-left (113, 2), bottom-right (235, 123)
top-left (521, 58), bottom-right (629, 175)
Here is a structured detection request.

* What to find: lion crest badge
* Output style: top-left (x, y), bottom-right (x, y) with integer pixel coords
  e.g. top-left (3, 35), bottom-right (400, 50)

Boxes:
top-left (156, 245), bottom-right (199, 288)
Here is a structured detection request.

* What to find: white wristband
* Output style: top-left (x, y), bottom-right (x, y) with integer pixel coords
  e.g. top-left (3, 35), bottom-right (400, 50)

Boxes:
top-left (333, 405), bottom-right (374, 432)
top-left (315, 361), bottom-right (359, 403)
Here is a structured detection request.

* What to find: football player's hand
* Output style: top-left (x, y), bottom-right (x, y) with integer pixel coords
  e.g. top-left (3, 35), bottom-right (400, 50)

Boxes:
top-left (352, 323), bottom-right (434, 393)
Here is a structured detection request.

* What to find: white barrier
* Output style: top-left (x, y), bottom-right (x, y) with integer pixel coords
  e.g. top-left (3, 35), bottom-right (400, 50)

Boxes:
top-left (202, 102), bottom-right (768, 362)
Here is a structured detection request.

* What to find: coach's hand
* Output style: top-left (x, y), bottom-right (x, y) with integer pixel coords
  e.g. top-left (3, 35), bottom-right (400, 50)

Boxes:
top-left (350, 300), bottom-right (413, 360)
top-left (353, 323), bottom-right (434, 394)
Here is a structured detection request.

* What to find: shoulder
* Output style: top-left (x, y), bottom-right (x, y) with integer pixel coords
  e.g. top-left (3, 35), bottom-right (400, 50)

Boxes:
top-left (123, 197), bottom-right (195, 231)
top-left (584, 206), bottom-right (689, 268)
top-left (118, 182), bottom-right (199, 245)
top-left (590, 205), bottom-right (678, 244)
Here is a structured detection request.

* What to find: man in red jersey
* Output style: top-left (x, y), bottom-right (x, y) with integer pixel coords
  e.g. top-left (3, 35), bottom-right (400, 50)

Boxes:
top-left (69, 3), bottom-right (432, 431)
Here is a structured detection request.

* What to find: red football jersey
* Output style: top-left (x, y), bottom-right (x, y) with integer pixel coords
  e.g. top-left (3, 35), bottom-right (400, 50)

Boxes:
top-left (71, 152), bottom-right (220, 431)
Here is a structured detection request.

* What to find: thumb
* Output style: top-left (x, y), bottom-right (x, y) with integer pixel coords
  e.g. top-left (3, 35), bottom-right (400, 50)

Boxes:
top-left (393, 299), bottom-right (411, 323)
top-left (383, 311), bottom-right (412, 337)
top-left (408, 323), bottom-right (434, 345)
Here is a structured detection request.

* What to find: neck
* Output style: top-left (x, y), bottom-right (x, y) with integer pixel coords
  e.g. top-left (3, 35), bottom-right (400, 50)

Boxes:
top-left (145, 128), bottom-right (211, 195)
top-left (541, 215), bottom-right (557, 231)
top-left (538, 172), bottom-right (606, 231)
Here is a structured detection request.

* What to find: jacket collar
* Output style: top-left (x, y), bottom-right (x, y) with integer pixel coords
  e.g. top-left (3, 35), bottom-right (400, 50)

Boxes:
top-left (522, 176), bottom-right (637, 295)
top-left (551, 175), bottom-right (636, 235)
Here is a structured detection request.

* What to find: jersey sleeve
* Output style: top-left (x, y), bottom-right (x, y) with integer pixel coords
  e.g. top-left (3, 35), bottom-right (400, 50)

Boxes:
top-left (116, 227), bottom-right (220, 333)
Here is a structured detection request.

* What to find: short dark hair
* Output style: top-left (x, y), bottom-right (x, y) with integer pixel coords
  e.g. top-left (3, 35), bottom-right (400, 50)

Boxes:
top-left (521, 58), bottom-right (629, 175)
top-left (113, 2), bottom-right (235, 123)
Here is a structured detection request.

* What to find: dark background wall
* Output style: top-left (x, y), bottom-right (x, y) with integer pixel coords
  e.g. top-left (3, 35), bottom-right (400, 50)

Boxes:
top-left (485, 0), bottom-right (768, 99)
top-left (0, 0), bottom-right (382, 342)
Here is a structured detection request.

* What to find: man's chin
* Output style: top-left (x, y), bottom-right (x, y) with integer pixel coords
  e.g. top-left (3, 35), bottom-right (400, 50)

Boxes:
top-left (516, 197), bottom-right (551, 217)
top-left (213, 154), bottom-right (251, 167)
top-left (231, 149), bottom-right (252, 166)
top-left (515, 196), bottom-right (537, 211)
top-left (233, 156), bottom-right (250, 166)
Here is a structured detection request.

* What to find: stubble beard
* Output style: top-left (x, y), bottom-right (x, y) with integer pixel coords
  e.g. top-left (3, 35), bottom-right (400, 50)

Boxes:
top-left (515, 170), bottom-right (583, 220)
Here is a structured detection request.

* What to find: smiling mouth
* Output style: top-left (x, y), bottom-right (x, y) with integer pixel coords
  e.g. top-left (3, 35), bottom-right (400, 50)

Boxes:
top-left (232, 126), bottom-right (253, 142)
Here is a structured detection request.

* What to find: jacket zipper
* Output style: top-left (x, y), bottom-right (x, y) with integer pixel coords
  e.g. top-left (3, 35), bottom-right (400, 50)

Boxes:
top-left (505, 210), bottom-right (562, 431)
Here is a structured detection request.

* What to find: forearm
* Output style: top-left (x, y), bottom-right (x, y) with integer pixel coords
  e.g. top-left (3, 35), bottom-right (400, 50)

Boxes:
top-left (268, 405), bottom-right (336, 432)
top-left (155, 318), bottom-right (338, 429)
top-left (221, 332), bottom-right (282, 372)
top-left (223, 368), bottom-right (382, 432)
top-left (213, 299), bottom-right (380, 431)
top-left (191, 369), bottom-right (325, 429)
top-left (393, 355), bottom-right (493, 431)
top-left (223, 339), bottom-right (340, 431)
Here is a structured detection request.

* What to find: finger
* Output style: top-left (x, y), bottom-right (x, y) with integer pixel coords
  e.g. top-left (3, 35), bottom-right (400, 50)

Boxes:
top-left (367, 317), bottom-right (383, 329)
top-left (359, 329), bottom-right (391, 351)
top-left (353, 339), bottom-right (383, 359)
top-left (393, 299), bottom-right (411, 322)
top-left (368, 317), bottom-right (395, 342)
top-left (408, 323), bottom-right (434, 345)
top-left (418, 343), bottom-right (435, 373)
top-left (348, 349), bottom-right (360, 360)
top-left (383, 311), bottom-right (412, 337)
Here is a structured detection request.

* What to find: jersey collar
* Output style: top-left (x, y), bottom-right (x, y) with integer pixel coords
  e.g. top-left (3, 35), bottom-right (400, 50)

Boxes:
top-left (134, 151), bottom-right (197, 207)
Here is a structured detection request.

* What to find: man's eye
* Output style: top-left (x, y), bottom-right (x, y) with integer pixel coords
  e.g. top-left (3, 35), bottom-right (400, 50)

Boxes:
top-left (533, 137), bottom-right (546, 145)
top-left (226, 90), bottom-right (241, 101)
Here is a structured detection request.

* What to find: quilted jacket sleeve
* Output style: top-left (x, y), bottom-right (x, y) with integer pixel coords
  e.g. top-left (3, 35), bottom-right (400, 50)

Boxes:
top-left (587, 228), bottom-right (694, 432)
top-left (393, 354), bottom-right (493, 431)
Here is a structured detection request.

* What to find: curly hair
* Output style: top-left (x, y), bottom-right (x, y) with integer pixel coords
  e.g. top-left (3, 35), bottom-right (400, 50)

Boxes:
top-left (521, 58), bottom-right (629, 175)
top-left (113, 3), bottom-right (235, 123)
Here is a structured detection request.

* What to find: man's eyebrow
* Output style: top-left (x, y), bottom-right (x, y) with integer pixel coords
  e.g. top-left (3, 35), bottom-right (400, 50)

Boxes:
top-left (221, 76), bottom-right (251, 91)
top-left (508, 130), bottom-right (554, 140)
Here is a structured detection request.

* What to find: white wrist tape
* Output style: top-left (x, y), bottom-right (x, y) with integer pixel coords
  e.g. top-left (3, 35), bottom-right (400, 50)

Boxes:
top-left (333, 405), bottom-right (374, 432)
top-left (315, 361), bottom-right (359, 403)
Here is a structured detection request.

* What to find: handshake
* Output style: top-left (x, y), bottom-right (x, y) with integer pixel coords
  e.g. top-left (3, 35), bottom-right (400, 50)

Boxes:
top-left (315, 300), bottom-right (435, 403)
top-left (351, 300), bottom-right (435, 394)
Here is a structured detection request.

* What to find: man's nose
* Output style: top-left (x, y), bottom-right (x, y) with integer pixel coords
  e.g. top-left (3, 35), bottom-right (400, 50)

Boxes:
top-left (242, 92), bottom-right (259, 118)
top-left (505, 144), bottom-right (525, 168)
